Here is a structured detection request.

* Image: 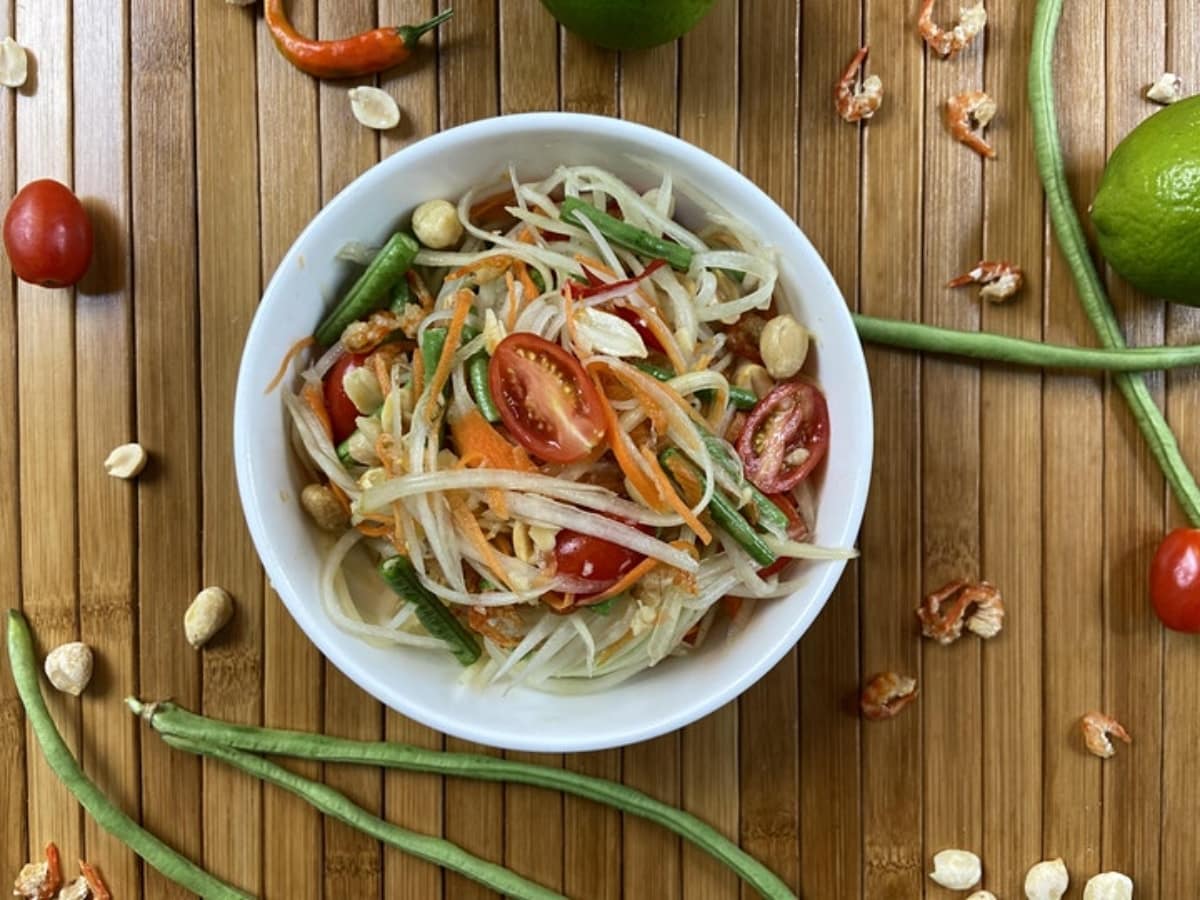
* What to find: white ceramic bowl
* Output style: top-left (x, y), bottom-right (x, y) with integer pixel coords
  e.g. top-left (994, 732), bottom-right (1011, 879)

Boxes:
top-left (235, 113), bottom-right (873, 753)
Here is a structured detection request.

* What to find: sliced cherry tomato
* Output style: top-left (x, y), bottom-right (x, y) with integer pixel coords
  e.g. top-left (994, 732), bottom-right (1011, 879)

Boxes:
top-left (1150, 528), bottom-right (1200, 633)
top-left (758, 492), bottom-right (811, 578)
top-left (554, 523), bottom-right (649, 605)
top-left (323, 352), bottom-right (368, 443)
top-left (3, 179), bottom-right (94, 288)
top-left (488, 333), bottom-right (605, 464)
top-left (736, 380), bottom-right (830, 493)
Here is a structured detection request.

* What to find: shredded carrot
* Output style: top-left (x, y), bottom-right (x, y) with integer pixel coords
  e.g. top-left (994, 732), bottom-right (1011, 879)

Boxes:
top-left (301, 382), bottom-right (333, 441)
top-left (486, 487), bottom-right (509, 520)
top-left (357, 522), bottom-right (394, 538)
top-left (449, 494), bottom-right (511, 588)
top-left (543, 592), bottom-right (575, 613)
top-left (469, 188), bottom-right (517, 225)
top-left (328, 481), bottom-right (352, 514)
top-left (640, 446), bottom-right (712, 545)
top-left (266, 336), bottom-right (317, 394)
top-left (79, 861), bottom-right (111, 900)
top-left (450, 407), bottom-right (536, 472)
top-left (583, 556), bottom-right (662, 606)
top-left (425, 290), bottom-right (474, 419)
top-left (515, 259), bottom-right (538, 300)
top-left (591, 374), bottom-right (664, 510)
top-left (372, 352), bottom-right (391, 396)
top-left (505, 270), bottom-right (520, 331)
top-left (720, 596), bottom-right (744, 619)
top-left (447, 254), bottom-right (513, 282)
top-left (407, 270), bottom-right (434, 311)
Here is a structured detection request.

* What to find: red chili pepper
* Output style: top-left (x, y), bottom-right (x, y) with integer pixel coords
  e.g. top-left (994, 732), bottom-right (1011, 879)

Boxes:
top-left (264, 1), bottom-right (453, 79)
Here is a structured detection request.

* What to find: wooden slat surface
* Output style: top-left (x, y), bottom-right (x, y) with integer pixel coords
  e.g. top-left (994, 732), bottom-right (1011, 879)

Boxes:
top-left (5, 1), bottom-right (1200, 897)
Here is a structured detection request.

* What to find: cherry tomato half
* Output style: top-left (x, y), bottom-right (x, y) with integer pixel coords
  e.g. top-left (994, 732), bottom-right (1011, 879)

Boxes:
top-left (488, 333), bottom-right (605, 464)
top-left (758, 492), bottom-right (811, 579)
top-left (1149, 528), bottom-right (1200, 633)
top-left (736, 380), bottom-right (830, 493)
top-left (324, 353), bottom-right (368, 443)
top-left (3, 179), bottom-right (94, 288)
top-left (554, 529), bottom-right (644, 600)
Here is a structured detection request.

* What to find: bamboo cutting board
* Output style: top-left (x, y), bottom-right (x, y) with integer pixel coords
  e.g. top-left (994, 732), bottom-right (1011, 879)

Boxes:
top-left (2, 0), bottom-right (1198, 897)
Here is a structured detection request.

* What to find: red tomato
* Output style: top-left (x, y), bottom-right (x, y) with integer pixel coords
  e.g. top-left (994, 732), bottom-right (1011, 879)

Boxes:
top-left (736, 380), bottom-right (830, 493)
top-left (554, 529), bottom-right (645, 604)
top-left (758, 492), bottom-right (811, 579)
top-left (488, 333), bottom-right (605, 464)
top-left (1149, 528), bottom-right (1200, 632)
top-left (324, 353), bottom-right (368, 443)
top-left (3, 179), bottom-right (94, 288)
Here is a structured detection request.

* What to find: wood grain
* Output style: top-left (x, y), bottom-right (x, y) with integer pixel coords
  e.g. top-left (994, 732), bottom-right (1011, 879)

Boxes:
top-left (11, 1), bottom-right (1200, 897)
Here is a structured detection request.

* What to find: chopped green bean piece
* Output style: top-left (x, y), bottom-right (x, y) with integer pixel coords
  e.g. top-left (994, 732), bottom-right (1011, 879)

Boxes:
top-left (560, 197), bottom-right (693, 271)
top-left (378, 556), bottom-right (481, 665)
top-left (315, 232), bottom-right (420, 347)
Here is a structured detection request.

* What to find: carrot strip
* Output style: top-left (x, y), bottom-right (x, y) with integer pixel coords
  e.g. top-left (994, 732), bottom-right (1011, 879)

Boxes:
top-left (591, 374), bottom-right (664, 510)
top-left (469, 188), bottom-right (517, 225)
top-left (449, 494), bottom-right (511, 588)
top-left (720, 596), bottom-right (744, 619)
top-left (357, 522), bottom-right (394, 538)
top-left (411, 343), bottom-right (425, 399)
top-left (515, 259), bottom-right (539, 301)
top-left (328, 481), bottom-right (352, 514)
top-left (301, 382), bottom-right (333, 441)
top-left (640, 446), bottom-right (713, 545)
top-left (582, 557), bottom-right (661, 606)
top-left (266, 335), bottom-right (317, 394)
top-left (486, 487), bottom-right (509, 519)
top-left (425, 289), bottom-right (474, 419)
top-left (450, 407), bottom-right (535, 472)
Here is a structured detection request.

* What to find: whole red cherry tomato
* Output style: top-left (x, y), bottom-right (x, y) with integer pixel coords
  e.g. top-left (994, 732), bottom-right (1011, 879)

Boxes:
top-left (3, 179), bottom-right (94, 288)
top-left (1149, 528), bottom-right (1200, 632)
top-left (324, 353), bottom-right (368, 443)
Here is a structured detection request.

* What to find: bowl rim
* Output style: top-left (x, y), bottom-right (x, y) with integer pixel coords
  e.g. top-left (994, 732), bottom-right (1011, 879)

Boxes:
top-left (235, 111), bottom-right (873, 752)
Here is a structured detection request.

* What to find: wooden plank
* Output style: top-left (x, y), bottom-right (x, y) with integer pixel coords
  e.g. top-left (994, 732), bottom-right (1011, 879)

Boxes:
top-left (437, 3), bottom-right (505, 898)
top-left (676, 6), bottom-right (741, 897)
top-left (1040, 0), bottom-right (1106, 882)
top-left (919, 4), bottom-right (985, 896)
top-left (130, 0), bottom-right (204, 891)
top-left (73, 0), bottom-right (141, 892)
top-left (376, 2), bottom-right (447, 896)
top-left (556, 24), bottom-right (622, 900)
top-left (859, 0), bottom-right (925, 894)
top-left (492, 6), bottom-right (567, 895)
top-left (795, 0), bottom-right (862, 895)
top-left (978, 1), bottom-right (1045, 896)
top-left (0, 0), bottom-right (25, 880)
top-left (254, 1), bottom-right (325, 897)
top-left (16, 0), bottom-right (81, 866)
top-left (1102, 3), bottom-right (1166, 895)
top-left (736, 0), bottom-right (800, 894)
top-left (499, 0), bottom-right (558, 114)
top-left (315, 1), bottom-right (386, 895)
top-left (1161, 3), bottom-right (1200, 893)
top-left (194, 0), bottom-right (263, 892)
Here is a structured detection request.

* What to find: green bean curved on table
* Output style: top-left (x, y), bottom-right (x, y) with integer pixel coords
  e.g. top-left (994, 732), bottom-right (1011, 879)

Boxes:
top-left (5, 610), bottom-right (252, 900)
top-left (156, 731), bottom-right (563, 900)
top-left (1030, 0), bottom-right (1200, 525)
top-left (853, 314), bottom-right (1200, 372)
top-left (130, 699), bottom-right (798, 900)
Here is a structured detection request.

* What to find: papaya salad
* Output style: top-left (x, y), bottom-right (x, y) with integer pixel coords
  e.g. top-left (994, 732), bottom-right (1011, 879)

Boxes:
top-left (274, 164), bottom-right (853, 692)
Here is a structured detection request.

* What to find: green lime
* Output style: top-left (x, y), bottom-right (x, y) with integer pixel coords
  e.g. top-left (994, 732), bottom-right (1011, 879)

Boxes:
top-left (1091, 95), bottom-right (1200, 304)
top-left (540, 0), bottom-right (716, 51)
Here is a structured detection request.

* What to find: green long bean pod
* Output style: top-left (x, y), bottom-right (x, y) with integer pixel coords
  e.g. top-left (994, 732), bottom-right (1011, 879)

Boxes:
top-left (560, 197), bottom-right (694, 271)
top-left (130, 700), bottom-right (797, 900)
top-left (314, 232), bottom-right (420, 347)
top-left (156, 731), bottom-right (563, 900)
top-left (4, 611), bottom-right (252, 900)
top-left (853, 313), bottom-right (1200, 372)
top-left (1030, 0), bottom-right (1200, 525)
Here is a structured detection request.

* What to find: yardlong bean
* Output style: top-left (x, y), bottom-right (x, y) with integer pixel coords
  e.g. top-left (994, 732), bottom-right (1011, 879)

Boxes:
top-left (5, 611), bottom-right (251, 900)
top-left (159, 732), bottom-right (562, 900)
top-left (560, 197), bottom-right (694, 271)
top-left (314, 232), bottom-right (420, 346)
top-left (130, 699), bottom-right (797, 899)
top-left (853, 313), bottom-right (1200, 372)
top-left (1030, 0), bottom-right (1200, 525)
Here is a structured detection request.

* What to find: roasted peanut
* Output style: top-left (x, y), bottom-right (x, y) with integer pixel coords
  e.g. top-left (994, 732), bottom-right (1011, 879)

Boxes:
top-left (348, 86), bottom-right (400, 130)
top-left (412, 199), bottom-right (463, 250)
top-left (44, 642), bottom-right (94, 696)
top-left (1025, 858), bottom-right (1069, 900)
top-left (1083, 872), bottom-right (1133, 900)
top-left (930, 849), bottom-right (982, 891)
top-left (104, 442), bottom-right (149, 479)
top-left (0, 36), bottom-right (27, 88)
top-left (184, 586), bottom-right (234, 649)
top-left (301, 483), bottom-right (350, 532)
top-left (732, 362), bottom-right (773, 400)
top-left (759, 314), bottom-right (810, 379)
